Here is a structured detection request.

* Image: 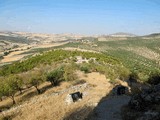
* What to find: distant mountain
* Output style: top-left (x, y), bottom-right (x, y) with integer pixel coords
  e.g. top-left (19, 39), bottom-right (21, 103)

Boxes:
top-left (109, 32), bottom-right (137, 37)
top-left (145, 33), bottom-right (160, 37)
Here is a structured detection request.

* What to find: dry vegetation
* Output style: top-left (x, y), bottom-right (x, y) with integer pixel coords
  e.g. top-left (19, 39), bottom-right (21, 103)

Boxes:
top-left (0, 72), bottom-right (123, 120)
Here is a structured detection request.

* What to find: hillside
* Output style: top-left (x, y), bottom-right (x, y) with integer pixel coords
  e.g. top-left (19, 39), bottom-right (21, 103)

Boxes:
top-left (0, 32), bottom-right (160, 120)
top-left (0, 49), bottom-right (132, 119)
top-left (53, 36), bottom-right (160, 81)
top-left (145, 33), bottom-right (160, 38)
top-left (0, 32), bottom-right (85, 65)
top-left (109, 32), bottom-right (136, 37)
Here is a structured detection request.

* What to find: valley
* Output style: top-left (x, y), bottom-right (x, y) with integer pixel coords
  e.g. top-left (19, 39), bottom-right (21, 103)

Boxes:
top-left (0, 32), bottom-right (160, 120)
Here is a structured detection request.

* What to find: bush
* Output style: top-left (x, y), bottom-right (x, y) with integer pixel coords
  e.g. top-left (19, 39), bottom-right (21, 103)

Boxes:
top-left (147, 72), bottom-right (160, 85)
top-left (46, 67), bottom-right (64, 86)
top-left (80, 66), bottom-right (90, 73)
top-left (28, 70), bottom-right (45, 94)
top-left (3, 76), bottom-right (19, 104)
top-left (0, 75), bottom-right (24, 104)
top-left (0, 81), bottom-right (4, 101)
top-left (118, 67), bottom-right (130, 80)
top-left (63, 65), bottom-right (77, 81)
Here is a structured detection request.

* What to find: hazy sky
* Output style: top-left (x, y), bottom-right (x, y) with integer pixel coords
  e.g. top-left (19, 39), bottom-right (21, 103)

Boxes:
top-left (0, 0), bottom-right (160, 35)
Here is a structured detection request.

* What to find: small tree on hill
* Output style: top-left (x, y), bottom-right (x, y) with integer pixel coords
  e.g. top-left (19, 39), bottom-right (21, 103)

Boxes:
top-left (46, 67), bottom-right (64, 86)
top-left (11, 75), bottom-right (24, 94)
top-left (3, 76), bottom-right (19, 104)
top-left (28, 71), bottom-right (45, 94)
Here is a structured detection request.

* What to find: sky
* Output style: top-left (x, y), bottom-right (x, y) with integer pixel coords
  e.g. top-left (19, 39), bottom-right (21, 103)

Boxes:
top-left (0, 0), bottom-right (160, 35)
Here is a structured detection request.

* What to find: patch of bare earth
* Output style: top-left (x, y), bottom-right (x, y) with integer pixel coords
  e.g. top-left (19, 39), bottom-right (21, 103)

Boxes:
top-left (0, 42), bottom-right (68, 63)
top-left (0, 50), bottom-right (31, 63)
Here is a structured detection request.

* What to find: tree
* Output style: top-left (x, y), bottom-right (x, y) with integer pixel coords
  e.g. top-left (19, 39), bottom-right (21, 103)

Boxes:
top-left (0, 81), bottom-right (4, 101)
top-left (12, 75), bottom-right (24, 94)
top-left (46, 67), bottom-right (64, 86)
top-left (3, 76), bottom-right (18, 104)
top-left (28, 70), bottom-right (45, 94)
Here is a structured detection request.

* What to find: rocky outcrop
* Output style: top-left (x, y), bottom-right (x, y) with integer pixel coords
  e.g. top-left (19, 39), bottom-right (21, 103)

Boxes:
top-left (137, 111), bottom-right (160, 120)
top-left (128, 84), bottom-right (160, 120)
top-left (129, 84), bottom-right (160, 110)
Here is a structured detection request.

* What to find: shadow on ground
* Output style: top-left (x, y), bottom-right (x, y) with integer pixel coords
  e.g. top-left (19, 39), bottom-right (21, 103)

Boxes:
top-left (63, 76), bottom-right (150, 120)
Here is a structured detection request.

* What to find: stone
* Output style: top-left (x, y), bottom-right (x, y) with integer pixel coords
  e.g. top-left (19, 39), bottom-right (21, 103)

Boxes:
top-left (65, 94), bottom-right (73, 105)
top-left (65, 92), bottom-right (83, 105)
top-left (70, 92), bottom-right (83, 102)
top-left (129, 84), bottom-right (160, 110)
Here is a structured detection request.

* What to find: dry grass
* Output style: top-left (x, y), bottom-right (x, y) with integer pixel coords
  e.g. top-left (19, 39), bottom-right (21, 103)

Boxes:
top-left (0, 42), bottom-right (68, 63)
top-left (0, 72), bottom-right (114, 120)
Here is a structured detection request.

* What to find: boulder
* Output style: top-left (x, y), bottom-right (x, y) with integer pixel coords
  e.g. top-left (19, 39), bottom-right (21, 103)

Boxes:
top-left (65, 92), bottom-right (83, 105)
top-left (129, 83), bottom-right (160, 110)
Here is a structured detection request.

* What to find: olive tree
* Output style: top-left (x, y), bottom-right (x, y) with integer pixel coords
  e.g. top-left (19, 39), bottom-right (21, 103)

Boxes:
top-left (46, 67), bottom-right (64, 86)
top-left (12, 75), bottom-right (24, 94)
top-left (3, 76), bottom-right (19, 104)
top-left (28, 70), bottom-right (45, 94)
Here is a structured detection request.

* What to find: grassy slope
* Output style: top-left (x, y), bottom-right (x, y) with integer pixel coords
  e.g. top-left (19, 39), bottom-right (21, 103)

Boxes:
top-left (0, 35), bottom-right (32, 44)
top-left (0, 50), bottom-right (120, 76)
top-left (0, 36), bottom-right (159, 81)
top-left (55, 37), bottom-right (160, 81)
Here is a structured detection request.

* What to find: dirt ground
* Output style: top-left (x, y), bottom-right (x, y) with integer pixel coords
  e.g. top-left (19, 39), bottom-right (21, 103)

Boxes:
top-left (1, 51), bottom-right (30, 63)
top-left (0, 42), bottom-right (68, 63)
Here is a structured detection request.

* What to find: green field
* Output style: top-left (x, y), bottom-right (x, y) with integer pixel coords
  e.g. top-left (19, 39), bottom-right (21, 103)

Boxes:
top-left (53, 37), bottom-right (160, 81)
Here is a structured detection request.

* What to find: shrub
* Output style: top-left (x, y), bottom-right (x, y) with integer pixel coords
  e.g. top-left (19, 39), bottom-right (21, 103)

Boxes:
top-left (28, 70), bottom-right (45, 94)
top-left (0, 75), bottom-right (24, 103)
top-left (46, 67), bottom-right (64, 86)
top-left (63, 65), bottom-right (77, 81)
top-left (147, 72), bottom-right (160, 85)
top-left (80, 66), bottom-right (90, 73)
top-left (3, 76), bottom-right (19, 104)
top-left (118, 66), bottom-right (130, 80)
top-left (0, 81), bottom-right (4, 101)
top-left (11, 75), bottom-right (24, 94)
